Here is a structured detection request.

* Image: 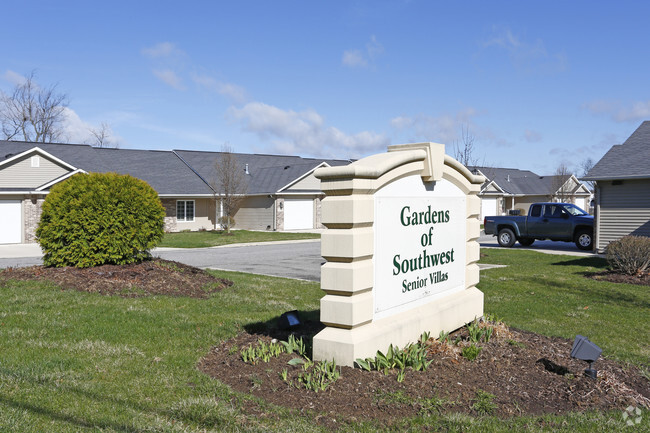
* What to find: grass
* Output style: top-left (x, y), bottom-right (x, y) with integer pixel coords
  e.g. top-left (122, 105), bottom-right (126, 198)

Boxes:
top-left (0, 250), bottom-right (648, 432)
top-left (157, 229), bottom-right (320, 248)
top-left (479, 248), bottom-right (650, 366)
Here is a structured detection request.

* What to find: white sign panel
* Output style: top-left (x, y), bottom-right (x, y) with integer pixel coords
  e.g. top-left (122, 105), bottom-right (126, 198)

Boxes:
top-left (374, 177), bottom-right (466, 319)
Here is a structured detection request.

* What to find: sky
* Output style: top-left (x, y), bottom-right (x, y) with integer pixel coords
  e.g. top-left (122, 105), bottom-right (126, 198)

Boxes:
top-left (2, 0), bottom-right (649, 175)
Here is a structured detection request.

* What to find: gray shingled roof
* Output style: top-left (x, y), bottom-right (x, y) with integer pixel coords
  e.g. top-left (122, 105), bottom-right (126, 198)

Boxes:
top-left (469, 166), bottom-right (575, 196)
top-left (583, 121), bottom-right (650, 180)
top-left (0, 141), bottom-right (351, 195)
top-left (0, 141), bottom-right (213, 195)
top-left (174, 150), bottom-right (350, 195)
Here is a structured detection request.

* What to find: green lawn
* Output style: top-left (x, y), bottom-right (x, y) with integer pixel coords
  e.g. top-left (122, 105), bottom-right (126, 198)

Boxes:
top-left (158, 229), bottom-right (320, 248)
top-left (0, 250), bottom-right (648, 432)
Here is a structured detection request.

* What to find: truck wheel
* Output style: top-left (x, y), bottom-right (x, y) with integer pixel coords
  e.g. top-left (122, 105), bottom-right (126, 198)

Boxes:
top-left (497, 228), bottom-right (516, 247)
top-left (518, 238), bottom-right (535, 247)
top-left (575, 229), bottom-right (593, 250)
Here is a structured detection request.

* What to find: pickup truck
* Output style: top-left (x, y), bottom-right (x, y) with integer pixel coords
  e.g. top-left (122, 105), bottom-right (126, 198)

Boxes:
top-left (483, 202), bottom-right (594, 250)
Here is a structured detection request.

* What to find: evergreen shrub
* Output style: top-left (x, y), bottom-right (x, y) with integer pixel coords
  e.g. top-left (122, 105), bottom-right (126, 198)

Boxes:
top-left (606, 235), bottom-right (650, 276)
top-left (36, 172), bottom-right (165, 268)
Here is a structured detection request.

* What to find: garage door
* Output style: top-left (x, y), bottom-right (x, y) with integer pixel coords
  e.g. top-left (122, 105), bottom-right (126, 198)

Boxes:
top-left (0, 200), bottom-right (22, 244)
top-left (284, 199), bottom-right (314, 230)
top-left (481, 197), bottom-right (497, 220)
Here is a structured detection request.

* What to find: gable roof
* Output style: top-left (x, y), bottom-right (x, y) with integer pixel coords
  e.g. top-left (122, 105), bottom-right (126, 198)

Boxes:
top-left (470, 166), bottom-right (589, 196)
top-left (583, 121), bottom-right (650, 180)
top-left (0, 141), bottom-right (213, 195)
top-left (0, 140), bottom-right (352, 196)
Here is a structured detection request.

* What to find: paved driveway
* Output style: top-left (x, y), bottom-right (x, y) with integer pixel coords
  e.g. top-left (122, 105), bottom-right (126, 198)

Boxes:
top-left (155, 240), bottom-right (323, 281)
top-left (0, 240), bottom-right (325, 282)
top-left (0, 235), bottom-right (600, 280)
top-left (478, 232), bottom-right (601, 257)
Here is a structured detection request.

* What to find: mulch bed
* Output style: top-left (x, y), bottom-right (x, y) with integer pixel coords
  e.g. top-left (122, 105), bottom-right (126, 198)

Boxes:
top-left (586, 270), bottom-right (650, 286)
top-left (199, 321), bottom-right (650, 427)
top-left (0, 258), bottom-right (232, 298)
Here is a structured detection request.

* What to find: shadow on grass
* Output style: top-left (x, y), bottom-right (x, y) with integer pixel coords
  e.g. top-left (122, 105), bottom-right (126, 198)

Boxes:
top-left (243, 309), bottom-right (324, 343)
top-left (550, 256), bottom-right (608, 270)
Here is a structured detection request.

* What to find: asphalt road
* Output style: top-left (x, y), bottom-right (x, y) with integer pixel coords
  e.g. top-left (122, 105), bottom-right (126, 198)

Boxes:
top-left (0, 235), bottom-right (599, 281)
top-left (155, 241), bottom-right (324, 281)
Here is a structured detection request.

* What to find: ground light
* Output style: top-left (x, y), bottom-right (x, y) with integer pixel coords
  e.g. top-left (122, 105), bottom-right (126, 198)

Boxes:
top-left (570, 335), bottom-right (602, 379)
top-left (278, 310), bottom-right (301, 329)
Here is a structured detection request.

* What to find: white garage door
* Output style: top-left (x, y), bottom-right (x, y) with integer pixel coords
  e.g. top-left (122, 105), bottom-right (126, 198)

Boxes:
top-left (284, 199), bottom-right (314, 230)
top-left (481, 197), bottom-right (497, 220)
top-left (0, 200), bottom-right (22, 244)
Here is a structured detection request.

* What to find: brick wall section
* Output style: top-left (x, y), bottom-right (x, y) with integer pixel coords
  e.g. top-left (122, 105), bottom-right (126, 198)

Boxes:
top-left (23, 197), bottom-right (44, 244)
top-left (161, 198), bottom-right (177, 232)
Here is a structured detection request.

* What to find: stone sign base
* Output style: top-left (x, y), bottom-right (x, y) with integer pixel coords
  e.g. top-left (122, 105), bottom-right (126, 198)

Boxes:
top-left (313, 287), bottom-right (483, 364)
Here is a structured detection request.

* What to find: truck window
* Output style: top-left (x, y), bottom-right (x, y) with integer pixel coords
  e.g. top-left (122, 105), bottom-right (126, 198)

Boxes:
top-left (530, 205), bottom-right (541, 217)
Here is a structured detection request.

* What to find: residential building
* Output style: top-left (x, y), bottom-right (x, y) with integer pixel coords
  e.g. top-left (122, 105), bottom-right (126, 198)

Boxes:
top-left (583, 121), bottom-right (650, 252)
top-left (0, 141), bottom-right (350, 244)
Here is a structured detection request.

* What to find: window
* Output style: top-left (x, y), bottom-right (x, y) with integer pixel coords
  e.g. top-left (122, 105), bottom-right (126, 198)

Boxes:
top-left (530, 205), bottom-right (541, 217)
top-left (176, 200), bottom-right (195, 222)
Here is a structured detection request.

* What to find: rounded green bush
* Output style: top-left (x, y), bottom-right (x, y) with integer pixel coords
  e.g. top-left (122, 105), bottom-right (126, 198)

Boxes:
top-left (36, 172), bottom-right (166, 268)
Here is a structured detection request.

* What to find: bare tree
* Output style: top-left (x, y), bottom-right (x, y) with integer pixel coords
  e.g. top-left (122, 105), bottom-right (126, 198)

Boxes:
top-left (211, 144), bottom-right (248, 233)
top-left (551, 162), bottom-right (574, 202)
top-left (87, 122), bottom-right (118, 148)
top-left (0, 71), bottom-right (68, 142)
top-left (580, 157), bottom-right (596, 191)
top-left (453, 124), bottom-right (481, 167)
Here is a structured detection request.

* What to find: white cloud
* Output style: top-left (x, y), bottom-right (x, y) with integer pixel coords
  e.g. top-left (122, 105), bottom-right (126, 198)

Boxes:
top-left (390, 108), bottom-right (479, 144)
top-left (191, 73), bottom-right (247, 105)
top-left (582, 99), bottom-right (650, 122)
top-left (228, 102), bottom-right (388, 158)
top-left (482, 27), bottom-right (566, 74)
top-left (342, 50), bottom-right (367, 68)
top-left (342, 35), bottom-right (384, 68)
top-left (61, 107), bottom-right (94, 143)
top-left (141, 42), bottom-right (184, 58)
top-left (524, 129), bottom-right (542, 143)
top-left (152, 69), bottom-right (185, 90)
top-left (3, 70), bottom-right (27, 86)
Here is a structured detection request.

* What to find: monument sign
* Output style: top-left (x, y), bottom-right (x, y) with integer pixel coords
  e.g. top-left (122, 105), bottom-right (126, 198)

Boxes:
top-left (313, 143), bottom-right (485, 366)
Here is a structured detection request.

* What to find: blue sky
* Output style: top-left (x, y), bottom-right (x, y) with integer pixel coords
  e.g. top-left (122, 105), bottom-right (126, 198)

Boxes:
top-left (2, 1), bottom-right (649, 174)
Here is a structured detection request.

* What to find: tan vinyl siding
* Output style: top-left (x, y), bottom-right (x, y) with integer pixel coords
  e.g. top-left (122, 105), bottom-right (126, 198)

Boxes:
top-left (286, 172), bottom-right (320, 190)
top-left (597, 179), bottom-right (650, 251)
top-left (234, 196), bottom-right (274, 230)
top-left (0, 155), bottom-right (69, 188)
top-left (173, 198), bottom-right (216, 231)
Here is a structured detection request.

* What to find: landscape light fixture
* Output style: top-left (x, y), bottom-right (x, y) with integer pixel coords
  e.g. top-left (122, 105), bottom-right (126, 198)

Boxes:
top-left (278, 310), bottom-right (301, 330)
top-left (570, 335), bottom-right (602, 379)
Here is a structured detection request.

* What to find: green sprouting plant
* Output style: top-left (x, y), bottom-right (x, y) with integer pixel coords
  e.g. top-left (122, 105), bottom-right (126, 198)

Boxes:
top-left (461, 344), bottom-right (482, 361)
top-left (354, 331), bottom-right (433, 382)
top-left (296, 360), bottom-right (340, 392)
top-left (507, 339), bottom-right (526, 349)
top-left (228, 345), bottom-right (239, 355)
top-left (467, 319), bottom-right (483, 343)
top-left (240, 339), bottom-right (284, 364)
top-left (419, 395), bottom-right (453, 416)
top-left (281, 334), bottom-right (307, 357)
top-left (471, 390), bottom-right (497, 415)
top-left (483, 326), bottom-right (494, 343)
top-left (438, 330), bottom-right (450, 344)
top-left (279, 369), bottom-right (288, 381)
top-left (419, 331), bottom-right (431, 345)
